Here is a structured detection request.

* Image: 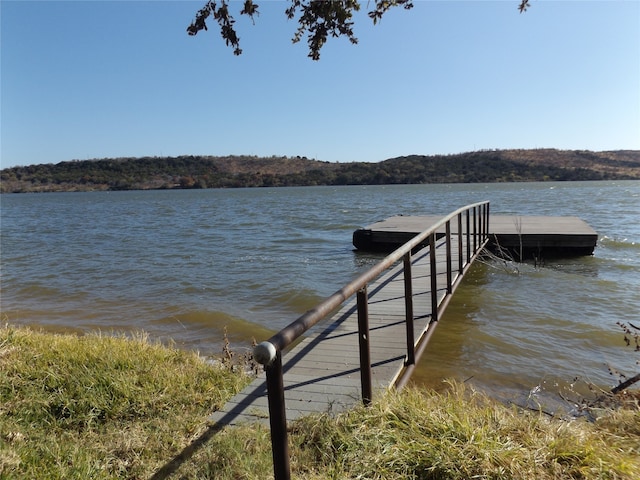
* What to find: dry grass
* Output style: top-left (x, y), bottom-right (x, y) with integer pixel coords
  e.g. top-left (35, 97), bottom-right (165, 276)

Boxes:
top-left (0, 325), bottom-right (251, 479)
top-left (2, 325), bottom-right (638, 479)
top-left (169, 382), bottom-right (640, 479)
top-left (283, 384), bottom-right (639, 479)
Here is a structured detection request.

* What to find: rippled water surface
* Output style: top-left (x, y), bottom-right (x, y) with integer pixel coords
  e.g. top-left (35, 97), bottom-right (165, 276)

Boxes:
top-left (2, 181), bottom-right (639, 404)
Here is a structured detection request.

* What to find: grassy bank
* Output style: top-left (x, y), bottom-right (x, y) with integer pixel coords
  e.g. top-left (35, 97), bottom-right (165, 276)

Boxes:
top-left (0, 326), bottom-right (250, 479)
top-left (1, 326), bottom-right (639, 479)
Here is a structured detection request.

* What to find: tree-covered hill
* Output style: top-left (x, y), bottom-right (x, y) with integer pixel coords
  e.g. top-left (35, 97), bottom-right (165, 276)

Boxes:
top-left (1, 149), bottom-right (638, 193)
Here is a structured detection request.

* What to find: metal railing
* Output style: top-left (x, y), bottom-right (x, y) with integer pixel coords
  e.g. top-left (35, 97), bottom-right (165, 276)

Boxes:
top-left (253, 201), bottom-right (490, 480)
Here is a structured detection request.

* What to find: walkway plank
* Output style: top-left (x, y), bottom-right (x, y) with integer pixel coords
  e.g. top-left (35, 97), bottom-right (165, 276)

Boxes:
top-left (211, 234), bottom-right (472, 426)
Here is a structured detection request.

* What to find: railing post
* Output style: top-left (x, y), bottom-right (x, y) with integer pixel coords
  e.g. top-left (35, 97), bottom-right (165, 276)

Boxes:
top-left (484, 203), bottom-right (488, 239)
top-left (466, 210), bottom-right (471, 263)
top-left (485, 202), bottom-right (490, 241)
top-left (458, 213), bottom-right (463, 275)
top-left (403, 253), bottom-right (415, 366)
top-left (357, 287), bottom-right (372, 405)
top-left (445, 221), bottom-right (452, 294)
top-left (480, 204), bottom-right (484, 241)
top-left (264, 350), bottom-right (290, 480)
top-left (473, 206), bottom-right (477, 253)
top-left (429, 233), bottom-right (438, 323)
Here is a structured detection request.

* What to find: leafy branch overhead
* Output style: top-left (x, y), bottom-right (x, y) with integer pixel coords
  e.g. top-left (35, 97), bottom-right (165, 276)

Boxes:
top-left (188, 1), bottom-right (533, 59)
top-left (188, 0), bottom-right (406, 60)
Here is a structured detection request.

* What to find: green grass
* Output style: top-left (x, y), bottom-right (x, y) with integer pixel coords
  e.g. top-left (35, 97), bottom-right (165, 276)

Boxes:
top-left (2, 325), bottom-right (639, 479)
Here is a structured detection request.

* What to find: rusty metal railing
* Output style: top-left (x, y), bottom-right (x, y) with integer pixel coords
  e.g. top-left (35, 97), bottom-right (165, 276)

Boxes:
top-left (253, 201), bottom-right (490, 480)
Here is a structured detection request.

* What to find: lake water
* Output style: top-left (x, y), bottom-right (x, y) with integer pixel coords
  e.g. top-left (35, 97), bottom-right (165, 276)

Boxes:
top-left (2, 181), bottom-right (639, 410)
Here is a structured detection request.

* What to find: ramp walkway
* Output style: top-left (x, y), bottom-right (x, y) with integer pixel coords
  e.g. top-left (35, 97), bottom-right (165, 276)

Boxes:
top-left (211, 202), bottom-right (490, 433)
top-left (211, 238), bottom-right (468, 426)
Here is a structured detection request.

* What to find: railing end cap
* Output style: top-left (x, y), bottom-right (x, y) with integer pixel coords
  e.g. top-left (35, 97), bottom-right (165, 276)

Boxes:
top-left (254, 341), bottom-right (277, 365)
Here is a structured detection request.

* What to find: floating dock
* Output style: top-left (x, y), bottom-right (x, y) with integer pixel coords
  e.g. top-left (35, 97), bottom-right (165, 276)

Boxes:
top-left (353, 215), bottom-right (598, 258)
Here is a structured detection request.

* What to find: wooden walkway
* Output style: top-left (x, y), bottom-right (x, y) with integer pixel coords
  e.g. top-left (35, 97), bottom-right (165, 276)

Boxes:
top-left (211, 233), bottom-right (474, 426)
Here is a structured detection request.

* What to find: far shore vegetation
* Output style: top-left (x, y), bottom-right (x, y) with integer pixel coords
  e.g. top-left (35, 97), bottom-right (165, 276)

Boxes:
top-left (1, 325), bottom-right (638, 479)
top-left (1, 149), bottom-right (639, 194)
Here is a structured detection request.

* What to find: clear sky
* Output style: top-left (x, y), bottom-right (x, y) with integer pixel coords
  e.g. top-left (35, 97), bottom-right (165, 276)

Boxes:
top-left (1, 0), bottom-right (639, 169)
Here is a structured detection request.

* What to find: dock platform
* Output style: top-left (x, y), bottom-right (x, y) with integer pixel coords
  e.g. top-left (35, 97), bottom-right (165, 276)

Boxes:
top-left (353, 215), bottom-right (597, 258)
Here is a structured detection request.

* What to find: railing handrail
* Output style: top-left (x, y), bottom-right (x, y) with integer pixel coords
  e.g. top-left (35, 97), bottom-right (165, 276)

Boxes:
top-left (254, 200), bottom-right (490, 364)
top-left (253, 201), bottom-right (490, 480)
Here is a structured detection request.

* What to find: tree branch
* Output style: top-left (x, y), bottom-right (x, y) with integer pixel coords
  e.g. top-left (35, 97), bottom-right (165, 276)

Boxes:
top-left (518, 1), bottom-right (531, 13)
top-left (188, 0), bottom-right (529, 59)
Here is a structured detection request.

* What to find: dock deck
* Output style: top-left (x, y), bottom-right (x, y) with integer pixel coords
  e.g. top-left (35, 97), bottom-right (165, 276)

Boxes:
top-left (211, 232), bottom-right (475, 426)
top-left (353, 215), bottom-right (598, 258)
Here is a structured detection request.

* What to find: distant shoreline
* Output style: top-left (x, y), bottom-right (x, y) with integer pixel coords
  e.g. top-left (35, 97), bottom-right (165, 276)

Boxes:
top-left (2, 148), bottom-right (639, 193)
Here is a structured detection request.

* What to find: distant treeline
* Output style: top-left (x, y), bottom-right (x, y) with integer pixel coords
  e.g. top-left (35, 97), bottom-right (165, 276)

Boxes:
top-left (1, 149), bottom-right (639, 193)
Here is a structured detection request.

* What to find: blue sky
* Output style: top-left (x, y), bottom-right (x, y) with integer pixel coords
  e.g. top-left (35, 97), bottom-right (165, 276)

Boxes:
top-left (1, 0), bottom-right (639, 169)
